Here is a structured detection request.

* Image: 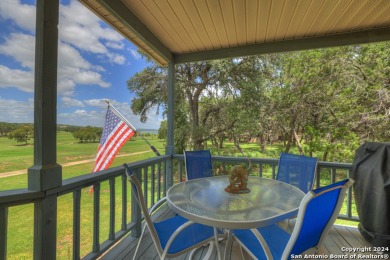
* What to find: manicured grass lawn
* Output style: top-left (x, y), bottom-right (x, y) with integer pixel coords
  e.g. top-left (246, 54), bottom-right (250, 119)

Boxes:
top-left (0, 137), bottom-right (33, 173)
top-left (0, 131), bottom-right (165, 183)
top-left (1, 131), bottom-right (165, 259)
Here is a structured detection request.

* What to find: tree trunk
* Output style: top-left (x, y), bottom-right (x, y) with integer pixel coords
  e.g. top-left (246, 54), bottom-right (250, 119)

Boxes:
top-left (194, 139), bottom-right (204, 150)
top-left (323, 151), bottom-right (328, 161)
top-left (259, 135), bottom-right (266, 152)
top-left (218, 135), bottom-right (224, 149)
top-left (293, 130), bottom-right (304, 155)
top-left (285, 132), bottom-right (291, 153)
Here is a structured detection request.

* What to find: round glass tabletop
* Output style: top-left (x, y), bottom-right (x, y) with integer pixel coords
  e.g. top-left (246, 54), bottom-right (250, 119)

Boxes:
top-left (167, 176), bottom-right (305, 229)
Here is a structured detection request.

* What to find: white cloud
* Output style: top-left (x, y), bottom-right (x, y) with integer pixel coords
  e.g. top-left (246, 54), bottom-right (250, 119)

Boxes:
top-left (0, 0), bottom-right (36, 32)
top-left (59, 109), bottom-right (104, 126)
top-left (106, 52), bottom-right (126, 65)
top-left (0, 0), bottom-right (125, 95)
top-left (62, 97), bottom-right (85, 107)
top-left (106, 41), bottom-right (125, 50)
top-left (60, 24), bottom-right (108, 54)
top-left (0, 97), bottom-right (34, 123)
top-left (58, 1), bottom-right (126, 65)
top-left (129, 49), bottom-right (141, 60)
top-left (57, 79), bottom-right (76, 96)
top-left (73, 71), bottom-right (110, 88)
top-left (0, 95), bottom-right (161, 129)
top-left (0, 33), bottom-right (35, 69)
top-left (105, 101), bottom-right (163, 129)
top-left (58, 100), bottom-right (162, 129)
top-left (83, 99), bottom-right (108, 108)
top-left (0, 65), bottom-right (34, 92)
top-left (0, 33), bottom-right (110, 93)
top-left (0, 1), bottom-right (153, 128)
top-left (58, 43), bottom-right (91, 70)
top-left (0, 0), bottom-right (125, 55)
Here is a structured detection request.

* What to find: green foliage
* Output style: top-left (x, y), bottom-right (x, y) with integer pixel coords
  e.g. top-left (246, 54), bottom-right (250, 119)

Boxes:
top-left (128, 43), bottom-right (390, 162)
top-left (72, 126), bottom-right (102, 143)
top-left (8, 125), bottom-right (33, 145)
top-left (0, 122), bottom-right (19, 136)
top-left (60, 125), bottom-right (82, 133)
top-left (157, 120), bottom-right (167, 140)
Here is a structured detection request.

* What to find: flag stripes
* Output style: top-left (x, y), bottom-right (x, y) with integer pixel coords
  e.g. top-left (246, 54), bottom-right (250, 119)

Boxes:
top-left (92, 107), bottom-right (135, 173)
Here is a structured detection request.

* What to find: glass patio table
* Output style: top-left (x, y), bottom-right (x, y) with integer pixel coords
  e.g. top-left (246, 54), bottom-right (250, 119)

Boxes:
top-left (166, 175), bottom-right (305, 259)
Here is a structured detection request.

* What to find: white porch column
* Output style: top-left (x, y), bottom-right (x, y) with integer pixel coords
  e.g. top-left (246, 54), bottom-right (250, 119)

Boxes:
top-left (28, 0), bottom-right (62, 259)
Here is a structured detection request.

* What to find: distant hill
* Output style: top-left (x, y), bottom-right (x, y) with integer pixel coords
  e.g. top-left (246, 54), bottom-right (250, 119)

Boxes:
top-left (138, 129), bottom-right (158, 134)
top-left (1, 122), bottom-right (158, 135)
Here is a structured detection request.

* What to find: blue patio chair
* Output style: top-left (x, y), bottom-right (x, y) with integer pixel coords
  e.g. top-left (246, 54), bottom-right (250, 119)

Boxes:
top-left (124, 166), bottom-right (221, 260)
top-left (276, 153), bottom-right (318, 193)
top-left (233, 178), bottom-right (354, 260)
top-left (184, 150), bottom-right (213, 180)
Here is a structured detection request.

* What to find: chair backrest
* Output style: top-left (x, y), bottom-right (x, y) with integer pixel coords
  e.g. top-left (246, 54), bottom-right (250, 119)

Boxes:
top-left (124, 167), bottom-right (165, 254)
top-left (184, 150), bottom-right (213, 180)
top-left (283, 178), bottom-right (354, 259)
top-left (276, 152), bottom-right (318, 193)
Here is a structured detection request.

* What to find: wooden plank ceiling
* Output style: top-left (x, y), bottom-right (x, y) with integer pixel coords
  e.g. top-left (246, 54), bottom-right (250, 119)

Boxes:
top-left (80, 0), bottom-right (390, 66)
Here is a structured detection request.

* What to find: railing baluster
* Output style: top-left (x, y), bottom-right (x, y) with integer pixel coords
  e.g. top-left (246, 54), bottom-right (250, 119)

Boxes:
top-left (316, 167), bottom-right (321, 188)
top-left (347, 169), bottom-right (353, 218)
top-left (73, 190), bottom-right (81, 260)
top-left (157, 162), bottom-right (162, 201)
top-left (152, 164), bottom-right (156, 205)
top-left (143, 167), bottom-right (148, 207)
top-left (109, 178), bottom-right (115, 241)
top-left (258, 163), bottom-right (263, 177)
top-left (179, 160), bottom-right (183, 181)
top-left (93, 183), bottom-right (100, 253)
top-left (163, 161), bottom-right (167, 196)
top-left (331, 168), bottom-right (336, 184)
top-left (131, 170), bottom-right (142, 238)
top-left (0, 207), bottom-right (8, 260)
top-left (272, 164), bottom-right (276, 179)
top-left (121, 173), bottom-right (127, 231)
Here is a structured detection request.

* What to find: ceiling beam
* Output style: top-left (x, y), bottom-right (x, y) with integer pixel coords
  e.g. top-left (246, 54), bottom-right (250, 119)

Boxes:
top-left (175, 27), bottom-right (390, 64)
top-left (97, 0), bottom-right (173, 64)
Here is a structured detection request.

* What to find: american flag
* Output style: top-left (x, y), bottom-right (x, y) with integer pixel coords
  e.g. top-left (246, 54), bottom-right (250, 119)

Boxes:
top-left (92, 106), bottom-right (135, 172)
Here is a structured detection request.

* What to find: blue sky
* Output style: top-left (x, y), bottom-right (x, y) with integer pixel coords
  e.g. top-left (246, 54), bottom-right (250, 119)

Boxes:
top-left (0, 0), bottom-right (162, 129)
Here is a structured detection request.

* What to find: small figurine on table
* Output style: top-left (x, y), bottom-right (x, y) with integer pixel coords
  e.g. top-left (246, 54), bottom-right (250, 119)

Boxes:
top-left (224, 164), bottom-right (250, 194)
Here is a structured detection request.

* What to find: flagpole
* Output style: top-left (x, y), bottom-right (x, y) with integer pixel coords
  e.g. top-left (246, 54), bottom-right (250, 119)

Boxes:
top-left (105, 100), bottom-right (161, 156)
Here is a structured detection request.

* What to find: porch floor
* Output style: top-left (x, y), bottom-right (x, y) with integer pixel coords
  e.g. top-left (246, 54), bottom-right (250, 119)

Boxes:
top-left (99, 205), bottom-right (375, 260)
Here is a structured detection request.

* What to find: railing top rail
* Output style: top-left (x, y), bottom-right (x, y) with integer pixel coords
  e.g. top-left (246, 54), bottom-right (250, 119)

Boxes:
top-left (0, 154), bottom-right (351, 208)
top-left (173, 154), bottom-right (352, 169)
top-left (0, 155), bottom-right (171, 205)
top-left (0, 189), bottom-right (44, 207)
top-left (50, 155), bottom-right (171, 196)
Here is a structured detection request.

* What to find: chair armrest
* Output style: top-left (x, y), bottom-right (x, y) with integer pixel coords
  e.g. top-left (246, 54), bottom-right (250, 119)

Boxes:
top-left (148, 197), bottom-right (167, 215)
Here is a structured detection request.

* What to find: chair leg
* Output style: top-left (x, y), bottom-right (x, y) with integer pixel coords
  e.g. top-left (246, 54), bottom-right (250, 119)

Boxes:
top-left (133, 224), bottom-right (148, 260)
top-left (214, 228), bottom-right (222, 260)
top-left (202, 242), bottom-right (215, 260)
top-left (239, 245), bottom-right (246, 260)
top-left (189, 227), bottom-right (223, 260)
top-left (189, 241), bottom-right (214, 260)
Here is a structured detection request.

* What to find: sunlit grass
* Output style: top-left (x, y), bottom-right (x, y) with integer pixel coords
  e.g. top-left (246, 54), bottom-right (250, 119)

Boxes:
top-left (0, 131), bottom-right (164, 174)
top-left (0, 131), bottom-right (163, 259)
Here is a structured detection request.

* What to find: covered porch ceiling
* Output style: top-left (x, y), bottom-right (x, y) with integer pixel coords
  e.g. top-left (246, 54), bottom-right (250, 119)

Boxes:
top-left (81, 0), bottom-right (390, 66)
